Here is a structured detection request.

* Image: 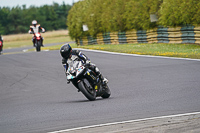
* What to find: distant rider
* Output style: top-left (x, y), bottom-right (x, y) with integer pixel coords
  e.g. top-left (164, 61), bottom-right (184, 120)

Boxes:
top-left (60, 44), bottom-right (108, 87)
top-left (28, 20), bottom-right (45, 47)
top-left (0, 34), bottom-right (3, 52)
top-left (0, 34), bottom-right (3, 43)
top-left (0, 33), bottom-right (3, 43)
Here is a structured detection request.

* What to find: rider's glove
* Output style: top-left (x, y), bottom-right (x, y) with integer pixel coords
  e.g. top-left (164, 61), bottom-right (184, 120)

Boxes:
top-left (66, 76), bottom-right (70, 84)
top-left (66, 72), bottom-right (70, 84)
top-left (67, 80), bottom-right (70, 84)
top-left (42, 28), bottom-right (45, 33)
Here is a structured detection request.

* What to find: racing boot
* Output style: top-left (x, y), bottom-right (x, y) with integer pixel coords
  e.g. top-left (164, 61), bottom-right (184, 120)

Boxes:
top-left (102, 77), bottom-right (108, 84)
top-left (99, 74), bottom-right (108, 86)
top-left (91, 65), bottom-right (108, 86)
top-left (41, 37), bottom-right (44, 47)
top-left (99, 73), bottom-right (108, 88)
top-left (32, 38), bottom-right (35, 47)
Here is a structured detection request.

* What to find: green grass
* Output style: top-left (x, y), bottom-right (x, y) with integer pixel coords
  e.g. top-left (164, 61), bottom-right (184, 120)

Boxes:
top-left (41, 43), bottom-right (200, 59)
top-left (3, 30), bottom-right (72, 49)
top-left (4, 36), bottom-right (72, 49)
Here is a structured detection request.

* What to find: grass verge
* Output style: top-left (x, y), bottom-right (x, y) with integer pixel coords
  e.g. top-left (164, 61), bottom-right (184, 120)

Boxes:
top-left (3, 30), bottom-right (72, 49)
top-left (41, 43), bottom-right (200, 59)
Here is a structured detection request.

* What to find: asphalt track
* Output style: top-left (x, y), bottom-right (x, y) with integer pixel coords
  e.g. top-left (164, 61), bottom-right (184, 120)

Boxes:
top-left (0, 47), bottom-right (200, 133)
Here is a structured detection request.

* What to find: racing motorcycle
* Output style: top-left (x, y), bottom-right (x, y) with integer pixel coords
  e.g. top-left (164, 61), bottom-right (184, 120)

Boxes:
top-left (66, 61), bottom-right (111, 101)
top-left (33, 33), bottom-right (43, 52)
top-left (0, 40), bottom-right (2, 54)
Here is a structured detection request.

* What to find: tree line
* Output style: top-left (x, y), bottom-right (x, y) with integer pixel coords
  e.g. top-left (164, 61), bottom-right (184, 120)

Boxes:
top-left (0, 2), bottom-right (72, 35)
top-left (67, 0), bottom-right (200, 41)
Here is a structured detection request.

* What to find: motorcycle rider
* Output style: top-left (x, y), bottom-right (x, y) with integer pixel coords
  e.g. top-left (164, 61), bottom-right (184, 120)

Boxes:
top-left (0, 34), bottom-right (3, 43)
top-left (0, 34), bottom-right (3, 52)
top-left (60, 44), bottom-right (108, 88)
top-left (28, 20), bottom-right (45, 47)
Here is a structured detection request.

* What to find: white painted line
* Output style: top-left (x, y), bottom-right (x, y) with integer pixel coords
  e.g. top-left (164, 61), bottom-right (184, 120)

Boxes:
top-left (43, 49), bottom-right (49, 51)
top-left (23, 49), bottom-right (28, 52)
top-left (48, 112), bottom-right (200, 133)
top-left (75, 48), bottom-right (200, 62)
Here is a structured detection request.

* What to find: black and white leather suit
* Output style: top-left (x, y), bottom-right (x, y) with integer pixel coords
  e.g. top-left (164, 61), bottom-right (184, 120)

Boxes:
top-left (62, 50), bottom-right (103, 88)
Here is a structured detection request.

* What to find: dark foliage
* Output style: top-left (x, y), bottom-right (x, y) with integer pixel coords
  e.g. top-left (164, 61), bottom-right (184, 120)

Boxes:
top-left (0, 2), bottom-right (72, 35)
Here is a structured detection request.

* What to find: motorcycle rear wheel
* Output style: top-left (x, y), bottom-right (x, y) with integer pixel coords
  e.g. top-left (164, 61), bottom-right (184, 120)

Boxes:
top-left (78, 79), bottom-right (96, 101)
top-left (101, 85), bottom-right (111, 98)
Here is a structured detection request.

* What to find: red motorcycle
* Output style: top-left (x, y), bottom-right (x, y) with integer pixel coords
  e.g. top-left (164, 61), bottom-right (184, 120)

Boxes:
top-left (33, 33), bottom-right (43, 52)
top-left (0, 40), bottom-right (3, 54)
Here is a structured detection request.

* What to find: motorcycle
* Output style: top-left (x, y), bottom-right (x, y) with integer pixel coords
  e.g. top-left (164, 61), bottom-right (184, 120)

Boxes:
top-left (0, 40), bottom-right (2, 54)
top-left (66, 61), bottom-right (111, 101)
top-left (33, 33), bottom-right (43, 52)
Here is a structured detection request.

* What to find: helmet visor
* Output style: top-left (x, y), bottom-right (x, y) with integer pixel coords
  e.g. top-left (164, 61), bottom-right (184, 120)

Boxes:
top-left (62, 50), bottom-right (72, 59)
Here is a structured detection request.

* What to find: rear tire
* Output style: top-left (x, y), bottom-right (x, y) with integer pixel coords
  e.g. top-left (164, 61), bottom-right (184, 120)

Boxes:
top-left (101, 85), bottom-right (111, 98)
top-left (78, 79), bottom-right (96, 101)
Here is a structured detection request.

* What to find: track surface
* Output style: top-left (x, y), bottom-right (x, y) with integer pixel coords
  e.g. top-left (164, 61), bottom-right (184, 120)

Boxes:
top-left (0, 49), bottom-right (200, 133)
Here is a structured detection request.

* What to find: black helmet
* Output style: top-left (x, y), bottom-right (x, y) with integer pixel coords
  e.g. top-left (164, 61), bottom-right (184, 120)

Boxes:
top-left (60, 44), bottom-right (72, 59)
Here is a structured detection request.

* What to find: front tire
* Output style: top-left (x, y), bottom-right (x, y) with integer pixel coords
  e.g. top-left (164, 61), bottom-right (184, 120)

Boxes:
top-left (0, 44), bottom-right (3, 54)
top-left (78, 79), bottom-right (96, 101)
top-left (36, 40), bottom-right (41, 52)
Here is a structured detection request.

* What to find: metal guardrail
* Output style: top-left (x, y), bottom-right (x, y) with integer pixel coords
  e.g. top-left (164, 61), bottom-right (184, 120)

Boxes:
top-left (78, 26), bottom-right (200, 45)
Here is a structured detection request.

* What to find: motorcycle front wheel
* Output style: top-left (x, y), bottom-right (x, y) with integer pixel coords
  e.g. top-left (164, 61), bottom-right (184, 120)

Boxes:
top-left (0, 45), bottom-right (3, 54)
top-left (78, 78), bottom-right (96, 101)
top-left (36, 40), bottom-right (41, 52)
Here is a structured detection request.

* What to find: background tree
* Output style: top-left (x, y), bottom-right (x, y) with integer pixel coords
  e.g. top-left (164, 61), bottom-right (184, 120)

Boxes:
top-left (67, 0), bottom-right (90, 42)
top-left (67, 0), bottom-right (164, 40)
top-left (159, 0), bottom-right (200, 26)
top-left (0, 3), bottom-right (72, 35)
top-left (0, 7), bottom-right (10, 34)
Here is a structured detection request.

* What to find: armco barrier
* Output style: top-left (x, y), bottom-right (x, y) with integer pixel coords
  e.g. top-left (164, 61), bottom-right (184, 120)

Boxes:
top-left (78, 25), bottom-right (200, 45)
top-left (103, 32), bottom-right (111, 44)
top-left (168, 27), bottom-right (182, 44)
top-left (110, 32), bottom-right (118, 44)
top-left (118, 32), bottom-right (127, 44)
top-left (96, 33), bottom-right (104, 44)
top-left (137, 30), bottom-right (148, 43)
top-left (88, 36), bottom-right (97, 45)
top-left (157, 27), bottom-right (169, 43)
top-left (147, 28), bottom-right (158, 43)
top-left (126, 30), bottom-right (138, 44)
top-left (181, 25), bottom-right (195, 44)
top-left (195, 27), bottom-right (200, 44)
